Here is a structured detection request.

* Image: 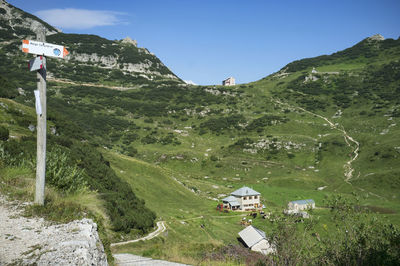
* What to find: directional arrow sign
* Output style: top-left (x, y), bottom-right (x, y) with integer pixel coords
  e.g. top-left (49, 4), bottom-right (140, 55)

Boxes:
top-left (22, 40), bottom-right (69, 59)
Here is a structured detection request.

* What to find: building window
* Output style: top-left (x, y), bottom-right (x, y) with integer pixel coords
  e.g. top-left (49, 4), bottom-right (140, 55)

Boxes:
top-left (243, 197), bottom-right (247, 200)
top-left (254, 196), bottom-right (258, 199)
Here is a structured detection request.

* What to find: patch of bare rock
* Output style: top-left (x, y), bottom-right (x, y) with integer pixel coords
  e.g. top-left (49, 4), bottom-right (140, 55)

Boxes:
top-left (0, 196), bottom-right (107, 265)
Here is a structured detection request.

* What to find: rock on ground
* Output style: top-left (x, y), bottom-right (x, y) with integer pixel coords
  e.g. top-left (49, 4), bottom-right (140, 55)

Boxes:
top-left (0, 196), bottom-right (107, 265)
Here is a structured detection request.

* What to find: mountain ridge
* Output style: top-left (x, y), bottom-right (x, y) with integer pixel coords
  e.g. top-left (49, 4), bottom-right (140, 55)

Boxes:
top-left (271, 33), bottom-right (400, 75)
top-left (0, 0), bottom-right (183, 89)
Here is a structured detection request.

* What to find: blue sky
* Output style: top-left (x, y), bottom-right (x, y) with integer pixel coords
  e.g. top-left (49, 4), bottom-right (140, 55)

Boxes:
top-left (8, 0), bottom-right (400, 85)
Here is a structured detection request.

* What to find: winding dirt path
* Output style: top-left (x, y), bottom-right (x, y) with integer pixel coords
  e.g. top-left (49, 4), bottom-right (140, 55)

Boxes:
top-left (111, 221), bottom-right (190, 265)
top-left (274, 99), bottom-right (359, 182)
top-left (111, 221), bottom-right (166, 247)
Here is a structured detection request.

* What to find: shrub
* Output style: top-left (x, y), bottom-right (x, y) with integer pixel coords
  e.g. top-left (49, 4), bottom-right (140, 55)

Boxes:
top-left (0, 75), bottom-right (18, 98)
top-left (46, 147), bottom-right (88, 194)
top-left (266, 195), bottom-right (400, 265)
top-left (319, 195), bottom-right (400, 265)
top-left (160, 133), bottom-right (180, 145)
top-left (210, 155), bottom-right (218, 161)
top-left (141, 135), bottom-right (157, 144)
top-left (0, 125), bottom-right (9, 141)
top-left (287, 153), bottom-right (295, 159)
top-left (246, 115), bottom-right (288, 131)
top-left (229, 138), bottom-right (254, 150)
top-left (0, 138), bottom-right (36, 167)
top-left (199, 115), bottom-right (245, 133)
top-left (125, 146), bottom-right (138, 156)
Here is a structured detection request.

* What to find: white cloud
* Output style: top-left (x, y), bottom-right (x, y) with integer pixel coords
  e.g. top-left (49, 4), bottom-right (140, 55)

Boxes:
top-left (35, 8), bottom-right (125, 30)
top-left (184, 80), bottom-right (197, 85)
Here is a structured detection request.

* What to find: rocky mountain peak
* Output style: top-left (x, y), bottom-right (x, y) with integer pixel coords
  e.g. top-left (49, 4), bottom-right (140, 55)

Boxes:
top-left (121, 36), bottom-right (138, 47)
top-left (367, 34), bottom-right (385, 41)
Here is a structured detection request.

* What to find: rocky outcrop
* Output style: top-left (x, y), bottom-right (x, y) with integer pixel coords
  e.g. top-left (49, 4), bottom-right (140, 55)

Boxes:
top-left (0, 0), bottom-right (59, 36)
top-left (0, 196), bottom-right (108, 265)
top-left (69, 52), bottom-right (118, 68)
top-left (367, 34), bottom-right (385, 41)
top-left (121, 60), bottom-right (153, 73)
top-left (68, 52), bottom-right (179, 80)
top-left (121, 36), bottom-right (138, 47)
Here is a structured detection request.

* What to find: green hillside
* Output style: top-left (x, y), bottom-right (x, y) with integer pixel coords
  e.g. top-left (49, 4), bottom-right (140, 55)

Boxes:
top-left (29, 34), bottom-right (400, 263)
top-left (1, 0), bottom-right (400, 264)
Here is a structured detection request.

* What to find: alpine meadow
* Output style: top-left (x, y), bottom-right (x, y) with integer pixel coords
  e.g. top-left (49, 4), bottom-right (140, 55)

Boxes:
top-left (0, 0), bottom-right (399, 265)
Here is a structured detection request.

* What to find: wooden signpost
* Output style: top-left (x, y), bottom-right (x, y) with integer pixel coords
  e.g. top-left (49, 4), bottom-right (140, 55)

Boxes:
top-left (22, 29), bottom-right (69, 205)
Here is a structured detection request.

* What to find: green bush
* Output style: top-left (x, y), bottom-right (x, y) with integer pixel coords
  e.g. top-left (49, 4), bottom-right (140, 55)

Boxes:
top-left (267, 195), bottom-right (400, 265)
top-left (210, 155), bottom-right (218, 161)
top-left (319, 195), bottom-right (400, 265)
top-left (160, 133), bottom-right (180, 145)
top-left (287, 153), bottom-right (295, 159)
top-left (0, 125), bottom-right (9, 141)
top-left (246, 115), bottom-right (288, 131)
top-left (199, 114), bottom-right (245, 133)
top-left (0, 75), bottom-right (18, 98)
top-left (141, 135), bottom-right (157, 144)
top-left (46, 147), bottom-right (88, 194)
top-left (125, 146), bottom-right (138, 156)
top-left (229, 138), bottom-right (254, 150)
top-left (0, 138), bottom-right (36, 167)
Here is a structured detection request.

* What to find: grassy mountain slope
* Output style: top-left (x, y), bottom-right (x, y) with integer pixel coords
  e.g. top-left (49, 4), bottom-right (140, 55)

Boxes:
top-left (255, 35), bottom-right (400, 195)
top-left (38, 35), bottom-right (398, 263)
top-left (1, 0), bottom-right (400, 264)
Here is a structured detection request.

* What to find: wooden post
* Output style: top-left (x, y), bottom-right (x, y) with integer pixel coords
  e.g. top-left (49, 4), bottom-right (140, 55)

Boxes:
top-left (35, 28), bottom-right (47, 205)
top-left (22, 28), bottom-right (68, 205)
